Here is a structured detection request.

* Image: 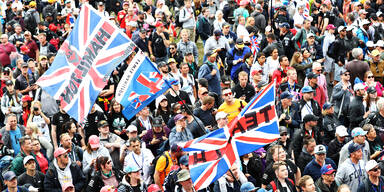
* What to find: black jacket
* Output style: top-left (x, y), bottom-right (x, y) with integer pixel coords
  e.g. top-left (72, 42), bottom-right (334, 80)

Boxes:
top-left (322, 114), bottom-right (339, 144)
top-left (330, 36), bottom-right (347, 63)
top-left (315, 177), bottom-right (339, 192)
top-left (297, 149), bottom-right (313, 172)
top-left (290, 124), bottom-right (322, 160)
top-left (348, 96), bottom-right (365, 128)
top-left (327, 138), bottom-right (348, 166)
top-left (197, 17), bottom-right (212, 41)
top-left (252, 11), bottom-right (266, 33)
top-left (86, 168), bottom-right (124, 192)
top-left (266, 178), bottom-right (297, 192)
top-left (44, 162), bottom-right (86, 192)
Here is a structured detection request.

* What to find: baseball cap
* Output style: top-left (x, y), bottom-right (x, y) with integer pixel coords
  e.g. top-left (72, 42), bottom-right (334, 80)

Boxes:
top-left (338, 26), bottom-right (346, 33)
top-left (97, 120), bottom-right (109, 128)
top-left (174, 114), bottom-right (186, 122)
top-left (351, 127), bottom-right (367, 137)
top-left (39, 55), bottom-right (48, 61)
top-left (346, 26), bottom-right (354, 31)
top-left (215, 111), bottom-right (228, 120)
top-left (214, 30), bottom-right (222, 36)
top-left (236, 38), bottom-right (244, 45)
top-left (367, 41), bottom-right (375, 47)
top-left (88, 135), bottom-right (100, 148)
top-left (155, 95), bottom-right (167, 108)
top-left (279, 22), bottom-right (290, 28)
top-left (62, 183), bottom-right (75, 192)
top-left (361, 19), bottom-right (371, 25)
top-left (128, 21), bottom-right (137, 27)
top-left (339, 68), bottom-right (348, 76)
top-left (205, 50), bottom-right (217, 57)
top-left (124, 165), bottom-right (140, 173)
top-left (100, 185), bottom-right (115, 192)
top-left (179, 155), bottom-right (189, 166)
top-left (54, 147), bottom-right (68, 158)
top-left (367, 86), bottom-right (377, 94)
top-left (365, 160), bottom-right (379, 172)
top-left (376, 40), bottom-right (384, 47)
top-left (279, 126), bottom-right (288, 134)
top-left (21, 62), bottom-right (28, 67)
top-left (314, 144), bottom-right (326, 154)
top-left (307, 72), bottom-right (318, 79)
top-left (157, 61), bottom-right (167, 67)
top-left (65, 0), bottom-right (71, 3)
top-left (326, 24), bottom-right (336, 30)
top-left (98, 1), bottom-right (104, 5)
top-left (301, 86), bottom-right (314, 93)
top-left (127, 125), bottom-right (138, 132)
top-left (5, 80), bottom-right (13, 86)
top-left (177, 169), bottom-right (191, 182)
top-left (147, 184), bottom-right (162, 192)
top-left (22, 95), bottom-right (32, 102)
top-left (3, 171), bottom-right (16, 181)
top-left (23, 155), bottom-right (35, 165)
top-left (307, 33), bottom-right (315, 38)
top-left (303, 114), bottom-right (319, 123)
top-left (348, 142), bottom-right (363, 154)
top-left (152, 117), bottom-right (163, 127)
top-left (29, 1), bottom-right (36, 7)
top-left (335, 125), bottom-right (349, 137)
top-left (321, 164), bottom-right (336, 175)
top-left (123, 1), bottom-right (129, 5)
top-left (155, 21), bottom-right (164, 28)
top-left (372, 49), bottom-right (380, 57)
top-left (360, 9), bottom-right (368, 14)
top-left (171, 144), bottom-right (183, 153)
top-left (354, 83), bottom-right (366, 91)
top-left (322, 102), bottom-right (334, 110)
top-left (241, 182), bottom-right (257, 192)
top-left (168, 58), bottom-right (176, 64)
top-left (280, 91), bottom-right (293, 100)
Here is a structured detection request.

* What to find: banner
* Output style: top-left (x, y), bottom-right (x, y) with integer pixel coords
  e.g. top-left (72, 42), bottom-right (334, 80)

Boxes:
top-left (36, 4), bottom-right (136, 123)
top-left (115, 51), bottom-right (173, 120)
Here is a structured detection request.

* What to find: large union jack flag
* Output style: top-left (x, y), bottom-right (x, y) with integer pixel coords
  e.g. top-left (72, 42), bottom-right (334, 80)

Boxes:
top-left (180, 82), bottom-right (279, 190)
top-left (115, 51), bottom-right (174, 120)
top-left (36, 4), bottom-right (135, 123)
top-left (250, 35), bottom-right (261, 57)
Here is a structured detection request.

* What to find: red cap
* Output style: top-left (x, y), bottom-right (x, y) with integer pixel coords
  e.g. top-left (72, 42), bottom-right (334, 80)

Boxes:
top-left (20, 45), bottom-right (29, 53)
top-left (326, 24), bottom-right (336, 30)
top-left (155, 21), bottom-right (164, 28)
top-left (22, 95), bottom-right (33, 102)
top-left (88, 135), bottom-right (100, 148)
top-left (54, 147), bottom-right (68, 158)
top-left (147, 184), bottom-right (162, 192)
top-left (49, 24), bottom-right (57, 32)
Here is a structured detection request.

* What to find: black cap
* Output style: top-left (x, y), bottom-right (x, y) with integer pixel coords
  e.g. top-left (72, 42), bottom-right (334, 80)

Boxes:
top-left (157, 61), bottom-right (167, 67)
top-left (3, 67), bottom-right (11, 72)
top-left (214, 30), bottom-right (222, 36)
top-left (97, 120), bottom-right (108, 128)
top-left (98, 1), bottom-right (104, 5)
top-left (5, 80), bottom-right (13, 86)
top-left (367, 86), bottom-right (377, 94)
top-left (21, 63), bottom-right (28, 68)
top-left (303, 114), bottom-right (319, 123)
top-left (205, 50), bottom-right (217, 57)
top-left (153, 117), bottom-right (163, 127)
top-left (307, 72), bottom-right (318, 79)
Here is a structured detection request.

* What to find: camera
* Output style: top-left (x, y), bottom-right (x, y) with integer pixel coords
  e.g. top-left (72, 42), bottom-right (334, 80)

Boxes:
top-left (33, 107), bottom-right (39, 111)
top-left (284, 114), bottom-right (291, 121)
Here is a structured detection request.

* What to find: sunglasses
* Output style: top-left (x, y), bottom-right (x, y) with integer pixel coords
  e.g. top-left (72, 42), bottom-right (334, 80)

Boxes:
top-left (371, 167), bottom-right (380, 172)
top-left (107, 160), bottom-right (112, 164)
top-left (3, 72), bottom-right (9, 75)
top-left (368, 76), bottom-right (374, 79)
top-left (344, 73), bottom-right (350, 76)
top-left (316, 69), bottom-right (323, 72)
top-left (61, 154), bottom-right (68, 158)
top-left (280, 133), bottom-right (288, 136)
top-left (202, 91), bottom-right (208, 95)
top-left (170, 47), bottom-right (175, 50)
top-left (224, 92), bottom-right (232, 96)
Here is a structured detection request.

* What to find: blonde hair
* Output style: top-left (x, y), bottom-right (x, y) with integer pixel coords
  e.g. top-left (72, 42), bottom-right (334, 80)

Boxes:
top-left (30, 101), bottom-right (42, 112)
top-left (27, 122), bottom-right (40, 139)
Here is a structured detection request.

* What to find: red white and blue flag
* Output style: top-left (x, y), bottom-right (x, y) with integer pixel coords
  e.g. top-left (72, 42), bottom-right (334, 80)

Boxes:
top-left (36, 4), bottom-right (136, 123)
top-left (250, 35), bottom-right (261, 56)
top-left (115, 51), bottom-right (174, 120)
top-left (66, 13), bottom-right (76, 26)
top-left (181, 82), bottom-right (279, 190)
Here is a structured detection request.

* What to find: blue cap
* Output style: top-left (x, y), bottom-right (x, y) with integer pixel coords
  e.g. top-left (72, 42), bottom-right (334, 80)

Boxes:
top-left (279, 22), bottom-right (290, 28)
top-left (179, 155), bottom-right (189, 166)
top-left (322, 102), bottom-right (334, 110)
top-left (351, 127), bottom-right (367, 137)
top-left (280, 91), bottom-right (293, 100)
top-left (241, 182), bottom-right (257, 192)
top-left (3, 171), bottom-right (16, 181)
top-left (124, 165), bottom-right (140, 173)
top-left (302, 86), bottom-right (314, 93)
top-left (321, 164), bottom-right (336, 175)
top-left (348, 143), bottom-right (363, 154)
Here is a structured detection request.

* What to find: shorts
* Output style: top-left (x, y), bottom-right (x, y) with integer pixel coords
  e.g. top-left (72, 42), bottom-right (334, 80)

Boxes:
top-left (334, 64), bottom-right (344, 82)
top-left (324, 55), bottom-right (335, 73)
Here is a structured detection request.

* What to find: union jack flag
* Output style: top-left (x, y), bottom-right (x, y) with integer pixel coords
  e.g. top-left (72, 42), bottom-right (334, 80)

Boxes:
top-left (181, 82), bottom-right (280, 190)
top-left (36, 4), bottom-right (136, 123)
top-left (115, 51), bottom-right (174, 120)
top-left (66, 13), bottom-right (76, 26)
top-left (250, 35), bottom-right (260, 56)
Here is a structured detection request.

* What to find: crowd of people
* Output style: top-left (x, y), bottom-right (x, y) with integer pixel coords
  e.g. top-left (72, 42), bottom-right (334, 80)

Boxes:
top-left (0, 0), bottom-right (384, 191)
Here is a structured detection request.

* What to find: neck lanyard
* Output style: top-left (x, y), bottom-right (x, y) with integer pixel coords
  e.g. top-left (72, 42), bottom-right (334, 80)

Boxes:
top-left (351, 159), bottom-right (363, 186)
top-left (372, 178), bottom-right (382, 192)
top-left (287, 83), bottom-right (295, 93)
top-left (132, 152), bottom-right (144, 169)
top-left (305, 102), bottom-right (313, 114)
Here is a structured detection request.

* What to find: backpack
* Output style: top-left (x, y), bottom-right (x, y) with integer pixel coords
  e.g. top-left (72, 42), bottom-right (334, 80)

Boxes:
top-left (327, 41), bottom-right (337, 60)
top-left (0, 156), bottom-right (13, 186)
top-left (24, 11), bottom-right (37, 34)
top-left (163, 168), bottom-right (181, 192)
top-left (175, 9), bottom-right (185, 28)
top-left (373, 25), bottom-right (384, 43)
top-left (148, 152), bottom-right (170, 180)
top-left (270, 178), bottom-right (294, 192)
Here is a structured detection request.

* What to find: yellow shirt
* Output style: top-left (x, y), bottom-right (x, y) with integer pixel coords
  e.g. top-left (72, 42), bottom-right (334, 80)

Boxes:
top-left (155, 151), bottom-right (176, 186)
top-left (218, 99), bottom-right (247, 122)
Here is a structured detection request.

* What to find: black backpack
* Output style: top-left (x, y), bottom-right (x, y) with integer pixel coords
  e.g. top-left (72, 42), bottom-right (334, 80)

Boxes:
top-left (24, 11), bottom-right (37, 34)
top-left (327, 41), bottom-right (337, 60)
top-left (148, 152), bottom-right (170, 180)
top-left (175, 9), bottom-right (185, 28)
top-left (163, 168), bottom-right (181, 192)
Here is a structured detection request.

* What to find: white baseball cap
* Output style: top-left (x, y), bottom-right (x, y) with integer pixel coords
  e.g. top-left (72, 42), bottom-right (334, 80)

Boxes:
top-left (365, 160), bottom-right (379, 172)
top-left (335, 125), bottom-right (349, 137)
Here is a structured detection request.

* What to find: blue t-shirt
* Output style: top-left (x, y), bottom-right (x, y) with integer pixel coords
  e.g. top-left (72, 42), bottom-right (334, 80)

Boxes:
top-left (9, 127), bottom-right (22, 155)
